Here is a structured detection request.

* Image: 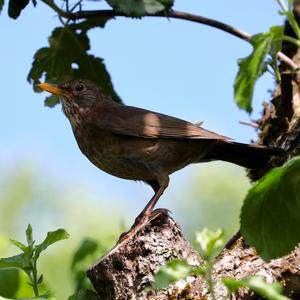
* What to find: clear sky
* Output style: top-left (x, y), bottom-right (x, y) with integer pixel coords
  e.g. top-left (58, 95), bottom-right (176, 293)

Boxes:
top-left (0, 0), bottom-right (283, 217)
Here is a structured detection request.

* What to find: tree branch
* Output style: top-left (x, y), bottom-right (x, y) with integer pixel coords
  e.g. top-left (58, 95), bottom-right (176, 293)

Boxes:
top-left (40, 3), bottom-right (299, 71)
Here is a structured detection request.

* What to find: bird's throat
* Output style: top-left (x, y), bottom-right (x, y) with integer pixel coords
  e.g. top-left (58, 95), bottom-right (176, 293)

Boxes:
top-left (62, 100), bottom-right (84, 128)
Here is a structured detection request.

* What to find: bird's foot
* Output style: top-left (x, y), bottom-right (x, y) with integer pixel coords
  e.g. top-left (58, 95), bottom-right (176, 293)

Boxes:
top-left (117, 208), bottom-right (169, 244)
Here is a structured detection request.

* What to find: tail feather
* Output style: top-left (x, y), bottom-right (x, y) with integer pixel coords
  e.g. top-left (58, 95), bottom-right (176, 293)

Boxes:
top-left (206, 141), bottom-right (283, 169)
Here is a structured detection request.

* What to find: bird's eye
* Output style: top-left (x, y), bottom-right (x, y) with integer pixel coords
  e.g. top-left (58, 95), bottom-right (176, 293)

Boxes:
top-left (74, 83), bottom-right (85, 92)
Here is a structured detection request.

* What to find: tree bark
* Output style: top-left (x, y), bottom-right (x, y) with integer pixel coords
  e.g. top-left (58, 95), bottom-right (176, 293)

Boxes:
top-left (87, 209), bottom-right (203, 299)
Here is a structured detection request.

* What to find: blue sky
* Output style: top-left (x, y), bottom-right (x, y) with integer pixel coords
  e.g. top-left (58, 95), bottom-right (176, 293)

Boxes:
top-left (0, 0), bottom-right (284, 217)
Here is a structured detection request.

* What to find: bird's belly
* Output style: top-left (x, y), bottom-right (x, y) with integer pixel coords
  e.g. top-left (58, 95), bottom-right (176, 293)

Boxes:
top-left (75, 129), bottom-right (163, 181)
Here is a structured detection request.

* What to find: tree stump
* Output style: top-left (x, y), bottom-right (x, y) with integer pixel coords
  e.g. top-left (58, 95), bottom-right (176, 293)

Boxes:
top-left (87, 209), bottom-right (203, 299)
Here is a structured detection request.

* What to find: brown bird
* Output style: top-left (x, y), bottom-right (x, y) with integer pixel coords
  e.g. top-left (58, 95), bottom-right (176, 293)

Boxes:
top-left (38, 79), bottom-right (279, 234)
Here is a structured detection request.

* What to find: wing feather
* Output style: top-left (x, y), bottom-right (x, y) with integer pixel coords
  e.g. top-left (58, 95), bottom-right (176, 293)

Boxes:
top-left (90, 104), bottom-right (230, 140)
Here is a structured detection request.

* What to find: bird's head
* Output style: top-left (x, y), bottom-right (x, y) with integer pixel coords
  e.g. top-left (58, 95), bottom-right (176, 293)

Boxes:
top-left (37, 79), bottom-right (104, 110)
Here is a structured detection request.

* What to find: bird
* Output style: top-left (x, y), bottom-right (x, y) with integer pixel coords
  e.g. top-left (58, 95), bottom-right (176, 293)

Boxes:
top-left (37, 79), bottom-right (281, 237)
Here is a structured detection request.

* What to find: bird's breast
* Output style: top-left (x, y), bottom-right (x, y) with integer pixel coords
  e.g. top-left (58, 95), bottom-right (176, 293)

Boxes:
top-left (73, 124), bottom-right (163, 181)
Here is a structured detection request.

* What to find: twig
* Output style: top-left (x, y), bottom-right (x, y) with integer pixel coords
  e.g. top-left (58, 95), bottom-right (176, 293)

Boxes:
top-left (239, 120), bottom-right (259, 128)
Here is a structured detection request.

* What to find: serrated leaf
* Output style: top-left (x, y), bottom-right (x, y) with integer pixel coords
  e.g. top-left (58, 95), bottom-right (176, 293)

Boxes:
top-left (28, 19), bottom-right (121, 107)
top-left (223, 276), bottom-right (290, 300)
top-left (241, 156), bottom-right (300, 261)
top-left (106, 0), bottom-right (173, 17)
top-left (152, 259), bottom-right (193, 290)
top-left (0, 269), bottom-right (20, 298)
top-left (34, 229), bottom-right (69, 259)
top-left (8, 0), bottom-right (29, 19)
top-left (71, 239), bottom-right (98, 269)
top-left (234, 32), bottom-right (273, 113)
top-left (68, 289), bottom-right (98, 300)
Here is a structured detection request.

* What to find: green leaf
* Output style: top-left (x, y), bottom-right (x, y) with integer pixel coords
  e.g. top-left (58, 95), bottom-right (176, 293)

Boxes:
top-left (223, 276), bottom-right (290, 300)
top-left (0, 254), bottom-right (30, 271)
top-left (234, 32), bottom-right (273, 113)
top-left (106, 0), bottom-right (173, 17)
top-left (37, 274), bottom-right (43, 284)
top-left (44, 95), bottom-right (59, 108)
top-left (0, 0), bottom-right (4, 13)
top-left (71, 239), bottom-right (98, 269)
top-left (0, 269), bottom-right (20, 298)
top-left (152, 260), bottom-right (193, 290)
top-left (26, 224), bottom-right (34, 248)
top-left (8, 0), bottom-right (30, 19)
top-left (10, 239), bottom-right (28, 253)
top-left (241, 156), bottom-right (300, 260)
top-left (195, 228), bottom-right (224, 260)
top-left (34, 229), bottom-right (69, 259)
top-left (68, 289), bottom-right (98, 300)
top-left (28, 19), bottom-right (122, 107)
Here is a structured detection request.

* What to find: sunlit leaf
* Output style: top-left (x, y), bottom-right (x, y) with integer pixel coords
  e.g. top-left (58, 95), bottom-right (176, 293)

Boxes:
top-left (34, 229), bottom-right (69, 259)
top-left (26, 224), bottom-right (34, 248)
top-left (106, 0), bottom-right (173, 16)
top-left (223, 276), bottom-right (290, 300)
top-left (10, 239), bottom-right (28, 253)
top-left (0, 254), bottom-right (30, 271)
top-left (152, 260), bottom-right (193, 290)
top-left (195, 228), bottom-right (224, 259)
top-left (234, 33), bottom-right (272, 113)
top-left (241, 156), bottom-right (300, 260)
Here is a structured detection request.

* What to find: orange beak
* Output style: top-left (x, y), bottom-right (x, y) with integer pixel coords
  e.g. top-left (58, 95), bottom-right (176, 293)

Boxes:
top-left (36, 83), bottom-right (68, 96)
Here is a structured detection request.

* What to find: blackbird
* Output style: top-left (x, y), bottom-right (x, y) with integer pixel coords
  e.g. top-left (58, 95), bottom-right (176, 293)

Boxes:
top-left (38, 79), bottom-right (280, 230)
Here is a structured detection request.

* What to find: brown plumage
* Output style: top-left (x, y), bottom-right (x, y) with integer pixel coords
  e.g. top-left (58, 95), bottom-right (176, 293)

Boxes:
top-left (37, 79), bottom-right (281, 232)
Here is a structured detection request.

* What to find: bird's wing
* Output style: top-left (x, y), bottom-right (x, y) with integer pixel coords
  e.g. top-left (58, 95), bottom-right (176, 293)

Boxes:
top-left (91, 104), bottom-right (230, 140)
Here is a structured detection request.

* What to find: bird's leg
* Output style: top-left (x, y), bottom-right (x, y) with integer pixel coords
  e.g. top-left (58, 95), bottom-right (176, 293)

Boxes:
top-left (117, 177), bottom-right (169, 243)
top-left (133, 176), bottom-right (169, 226)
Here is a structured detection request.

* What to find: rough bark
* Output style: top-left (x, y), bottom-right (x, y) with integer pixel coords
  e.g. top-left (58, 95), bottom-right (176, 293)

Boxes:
top-left (87, 209), bottom-right (203, 299)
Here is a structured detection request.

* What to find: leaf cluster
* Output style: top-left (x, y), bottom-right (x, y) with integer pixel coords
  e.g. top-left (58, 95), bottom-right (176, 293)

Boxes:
top-left (0, 225), bottom-right (69, 299)
top-left (27, 18), bottom-right (122, 107)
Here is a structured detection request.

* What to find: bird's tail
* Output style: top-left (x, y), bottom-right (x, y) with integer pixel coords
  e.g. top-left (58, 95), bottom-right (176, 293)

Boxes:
top-left (206, 141), bottom-right (283, 169)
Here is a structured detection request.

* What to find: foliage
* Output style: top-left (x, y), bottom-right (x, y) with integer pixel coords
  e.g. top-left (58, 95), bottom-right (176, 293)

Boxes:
top-left (0, 225), bottom-right (69, 298)
top-left (223, 276), bottom-right (290, 300)
top-left (0, 224), bottom-right (105, 299)
top-left (27, 19), bottom-right (122, 107)
top-left (234, 27), bottom-right (283, 113)
top-left (153, 228), bottom-right (290, 299)
top-left (241, 156), bottom-right (300, 261)
top-left (234, 1), bottom-right (300, 113)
